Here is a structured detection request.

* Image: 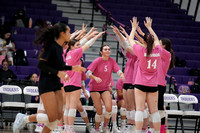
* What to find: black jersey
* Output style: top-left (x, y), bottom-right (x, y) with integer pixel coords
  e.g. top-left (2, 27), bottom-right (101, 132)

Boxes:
top-left (38, 41), bottom-right (64, 90)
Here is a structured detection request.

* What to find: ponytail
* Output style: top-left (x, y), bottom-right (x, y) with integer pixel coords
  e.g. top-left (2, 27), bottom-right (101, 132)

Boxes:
top-left (169, 49), bottom-right (175, 70)
top-left (34, 22), bottom-right (68, 58)
top-left (64, 39), bottom-right (79, 58)
top-left (144, 33), bottom-right (154, 57)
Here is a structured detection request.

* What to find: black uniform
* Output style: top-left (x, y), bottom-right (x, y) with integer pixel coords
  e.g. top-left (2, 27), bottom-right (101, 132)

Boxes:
top-left (38, 42), bottom-right (70, 95)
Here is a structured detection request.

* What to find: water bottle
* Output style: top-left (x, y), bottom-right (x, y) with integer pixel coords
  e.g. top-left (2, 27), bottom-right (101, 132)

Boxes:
top-left (86, 99), bottom-right (89, 106)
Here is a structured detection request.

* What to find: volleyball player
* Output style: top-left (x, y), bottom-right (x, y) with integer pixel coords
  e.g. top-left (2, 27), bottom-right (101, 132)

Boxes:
top-left (128, 17), bottom-right (162, 133)
top-left (111, 25), bottom-right (138, 132)
top-left (86, 44), bottom-right (125, 133)
top-left (13, 23), bottom-right (85, 133)
top-left (62, 31), bottom-right (104, 133)
top-left (158, 38), bottom-right (174, 133)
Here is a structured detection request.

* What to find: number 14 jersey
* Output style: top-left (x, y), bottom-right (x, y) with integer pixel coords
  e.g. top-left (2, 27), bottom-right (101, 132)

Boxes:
top-left (133, 44), bottom-right (162, 87)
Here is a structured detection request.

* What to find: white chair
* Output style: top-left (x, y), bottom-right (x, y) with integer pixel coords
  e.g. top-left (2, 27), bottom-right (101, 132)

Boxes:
top-left (23, 86), bottom-right (39, 113)
top-left (178, 95), bottom-right (200, 132)
top-left (164, 93), bottom-right (184, 133)
top-left (0, 85), bottom-right (25, 129)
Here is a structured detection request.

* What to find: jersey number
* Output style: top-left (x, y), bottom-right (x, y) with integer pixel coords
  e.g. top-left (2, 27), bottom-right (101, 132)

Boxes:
top-left (104, 65), bottom-right (108, 72)
top-left (147, 59), bottom-right (157, 69)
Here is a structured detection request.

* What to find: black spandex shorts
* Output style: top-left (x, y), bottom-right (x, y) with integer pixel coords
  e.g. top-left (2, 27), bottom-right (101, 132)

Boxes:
top-left (90, 90), bottom-right (108, 95)
top-left (135, 84), bottom-right (158, 92)
top-left (39, 87), bottom-right (61, 95)
top-left (158, 85), bottom-right (166, 110)
top-left (64, 85), bottom-right (81, 92)
top-left (123, 83), bottom-right (134, 90)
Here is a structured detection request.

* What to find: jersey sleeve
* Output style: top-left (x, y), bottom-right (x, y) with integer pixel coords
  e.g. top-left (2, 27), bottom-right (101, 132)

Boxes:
top-left (87, 58), bottom-right (98, 72)
top-left (133, 44), bottom-right (143, 57)
top-left (161, 48), bottom-right (171, 62)
top-left (112, 58), bottom-right (121, 73)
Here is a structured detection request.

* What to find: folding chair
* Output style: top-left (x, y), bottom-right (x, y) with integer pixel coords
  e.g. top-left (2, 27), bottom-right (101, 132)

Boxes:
top-left (23, 86), bottom-right (39, 114)
top-left (0, 85), bottom-right (25, 129)
top-left (178, 94), bottom-right (200, 133)
top-left (164, 93), bottom-right (184, 133)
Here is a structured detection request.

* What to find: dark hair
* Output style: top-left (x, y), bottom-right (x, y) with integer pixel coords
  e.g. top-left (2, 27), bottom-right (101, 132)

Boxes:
top-left (2, 59), bottom-right (8, 65)
top-left (0, 26), bottom-right (12, 45)
top-left (64, 39), bottom-right (84, 67)
top-left (143, 33), bottom-right (154, 57)
top-left (34, 22), bottom-right (69, 58)
top-left (99, 44), bottom-right (110, 56)
top-left (80, 57), bottom-right (85, 67)
top-left (161, 38), bottom-right (175, 70)
top-left (64, 39), bottom-right (79, 58)
top-left (26, 73), bottom-right (37, 80)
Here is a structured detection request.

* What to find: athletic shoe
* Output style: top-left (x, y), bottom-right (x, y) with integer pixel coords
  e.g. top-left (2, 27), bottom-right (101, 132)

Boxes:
top-left (112, 127), bottom-right (121, 133)
top-left (103, 126), bottom-right (110, 133)
top-left (90, 127), bottom-right (96, 133)
top-left (13, 113), bottom-right (27, 133)
top-left (62, 128), bottom-right (71, 133)
top-left (126, 125), bottom-right (135, 133)
top-left (95, 129), bottom-right (101, 133)
top-left (120, 125), bottom-right (127, 133)
top-left (35, 124), bottom-right (42, 132)
top-left (69, 128), bottom-right (76, 133)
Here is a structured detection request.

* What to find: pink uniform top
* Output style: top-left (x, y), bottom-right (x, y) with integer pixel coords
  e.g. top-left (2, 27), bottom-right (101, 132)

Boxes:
top-left (133, 44), bottom-right (162, 87)
top-left (132, 59), bottom-right (139, 85)
top-left (63, 48), bottom-right (83, 87)
top-left (60, 49), bottom-right (67, 84)
top-left (116, 78), bottom-right (123, 101)
top-left (63, 49), bottom-right (67, 62)
top-left (124, 52), bottom-right (137, 84)
top-left (82, 72), bottom-right (87, 81)
top-left (110, 76), bottom-right (115, 87)
top-left (157, 49), bottom-right (171, 86)
top-left (87, 57), bottom-right (120, 91)
top-left (116, 78), bottom-right (123, 90)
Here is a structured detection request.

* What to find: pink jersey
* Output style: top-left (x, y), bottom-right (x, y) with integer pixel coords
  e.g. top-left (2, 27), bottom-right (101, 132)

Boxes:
top-left (88, 57), bottom-right (120, 91)
top-left (157, 49), bottom-right (171, 86)
top-left (133, 44), bottom-right (162, 87)
top-left (63, 48), bottom-right (83, 87)
top-left (124, 52), bottom-right (137, 84)
top-left (63, 49), bottom-right (67, 62)
top-left (82, 72), bottom-right (87, 81)
top-left (132, 59), bottom-right (139, 85)
top-left (60, 49), bottom-right (67, 84)
top-left (110, 76), bottom-right (115, 87)
top-left (116, 78), bottom-right (123, 101)
top-left (116, 78), bottom-right (123, 90)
